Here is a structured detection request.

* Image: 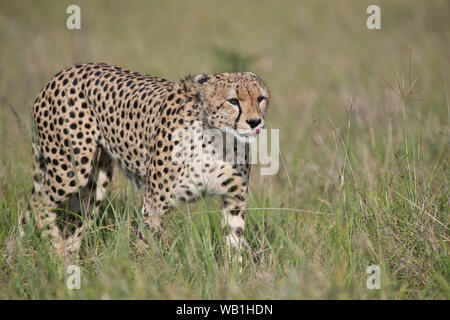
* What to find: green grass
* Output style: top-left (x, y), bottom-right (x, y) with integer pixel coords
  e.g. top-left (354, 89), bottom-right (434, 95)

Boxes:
top-left (0, 0), bottom-right (449, 299)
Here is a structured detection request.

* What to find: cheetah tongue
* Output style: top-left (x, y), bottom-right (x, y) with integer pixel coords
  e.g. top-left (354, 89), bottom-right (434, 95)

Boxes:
top-left (252, 128), bottom-right (262, 135)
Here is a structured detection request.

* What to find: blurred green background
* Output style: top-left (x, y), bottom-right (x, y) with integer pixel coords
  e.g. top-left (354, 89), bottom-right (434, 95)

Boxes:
top-left (0, 1), bottom-right (448, 299)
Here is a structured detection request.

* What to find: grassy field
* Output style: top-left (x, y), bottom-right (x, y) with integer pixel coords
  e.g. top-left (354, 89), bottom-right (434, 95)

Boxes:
top-left (0, 0), bottom-right (448, 299)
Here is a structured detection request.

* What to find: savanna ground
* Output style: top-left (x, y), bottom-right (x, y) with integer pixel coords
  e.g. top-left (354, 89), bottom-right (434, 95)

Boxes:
top-left (0, 0), bottom-right (448, 299)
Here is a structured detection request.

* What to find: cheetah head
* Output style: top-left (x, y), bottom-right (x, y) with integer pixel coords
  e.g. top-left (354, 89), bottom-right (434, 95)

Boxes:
top-left (192, 72), bottom-right (269, 141)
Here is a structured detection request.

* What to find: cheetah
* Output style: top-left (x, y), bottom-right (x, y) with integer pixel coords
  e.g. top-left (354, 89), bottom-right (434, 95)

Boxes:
top-left (30, 63), bottom-right (269, 260)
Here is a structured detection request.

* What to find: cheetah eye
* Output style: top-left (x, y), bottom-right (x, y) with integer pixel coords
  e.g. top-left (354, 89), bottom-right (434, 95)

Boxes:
top-left (227, 98), bottom-right (240, 106)
top-left (257, 96), bottom-right (266, 104)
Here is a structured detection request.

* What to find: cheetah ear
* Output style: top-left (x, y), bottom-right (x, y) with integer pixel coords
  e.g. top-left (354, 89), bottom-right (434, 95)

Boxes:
top-left (194, 74), bottom-right (210, 84)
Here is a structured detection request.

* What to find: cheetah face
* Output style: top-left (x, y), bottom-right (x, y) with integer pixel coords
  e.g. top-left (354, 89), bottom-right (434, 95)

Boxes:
top-left (194, 72), bottom-right (269, 140)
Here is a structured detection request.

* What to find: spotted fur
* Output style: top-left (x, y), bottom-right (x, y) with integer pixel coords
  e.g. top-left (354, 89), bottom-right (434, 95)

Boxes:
top-left (30, 62), bottom-right (269, 259)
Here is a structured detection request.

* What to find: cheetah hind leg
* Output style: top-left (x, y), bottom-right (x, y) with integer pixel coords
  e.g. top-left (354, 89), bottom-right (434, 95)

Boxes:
top-left (65, 148), bottom-right (114, 256)
top-left (19, 142), bottom-right (44, 238)
top-left (31, 192), bottom-right (81, 264)
top-left (26, 143), bottom-right (108, 264)
top-left (27, 143), bottom-right (77, 263)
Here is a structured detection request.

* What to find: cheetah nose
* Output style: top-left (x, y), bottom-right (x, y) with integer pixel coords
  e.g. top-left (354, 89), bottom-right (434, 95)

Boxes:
top-left (246, 118), bottom-right (262, 129)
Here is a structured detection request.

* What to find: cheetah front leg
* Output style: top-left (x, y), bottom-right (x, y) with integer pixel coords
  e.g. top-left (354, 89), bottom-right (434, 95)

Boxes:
top-left (221, 183), bottom-right (249, 263)
top-left (138, 187), bottom-right (169, 241)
